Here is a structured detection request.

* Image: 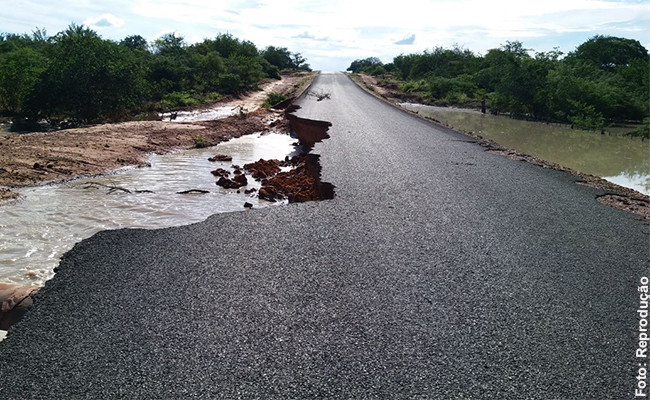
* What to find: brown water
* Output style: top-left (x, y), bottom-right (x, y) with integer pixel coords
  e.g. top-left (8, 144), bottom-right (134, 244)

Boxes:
top-left (0, 132), bottom-right (299, 286)
top-left (400, 104), bottom-right (650, 195)
top-left (160, 106), bottom-right (236, 122)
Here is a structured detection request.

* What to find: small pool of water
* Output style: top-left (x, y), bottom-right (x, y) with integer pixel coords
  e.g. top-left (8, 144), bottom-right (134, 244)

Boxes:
top-left (401, 104), bottom-right (650, 195)
top-left (0, 132), bottom-right (299, 286)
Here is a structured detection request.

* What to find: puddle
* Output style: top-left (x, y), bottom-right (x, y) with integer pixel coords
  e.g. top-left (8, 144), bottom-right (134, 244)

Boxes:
top-left (0, 132), bottom-right (300, 286)
top-left (400, 103), bottom-right (650, 195)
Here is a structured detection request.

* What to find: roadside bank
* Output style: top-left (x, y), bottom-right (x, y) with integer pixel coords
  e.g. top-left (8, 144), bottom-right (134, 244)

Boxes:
top-left (0, 72), bottom-right (316, 201)
top-left (349, 73), bottom-right (650, 220)
top-left (0, 74), bottom-right (334, 338)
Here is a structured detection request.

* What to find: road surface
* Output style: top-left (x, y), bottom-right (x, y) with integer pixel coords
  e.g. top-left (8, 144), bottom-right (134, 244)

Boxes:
top-left (1, 72), bottom-right (648, 398)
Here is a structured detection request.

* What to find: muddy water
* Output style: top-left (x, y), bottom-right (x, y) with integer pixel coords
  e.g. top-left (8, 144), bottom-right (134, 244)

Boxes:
top-left (0, 124), bottom-right (11, 136)
top-left (400, 104), bottom-right (650, 195)
top-left (161, 105), bottom-right (238, 122)
top-left (0, 132), bottom-right (299, 286)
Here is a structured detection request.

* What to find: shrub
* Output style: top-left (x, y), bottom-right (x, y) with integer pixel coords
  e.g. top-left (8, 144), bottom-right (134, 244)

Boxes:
top-left (567, 100), bottom-right (605, 130)
top-left (400, 80), bottom-right (426, 93)
top-left (626, 118), bottom-right (649, 139)
top-left (194, 134), bottom-right (209, 148)
top-left (160, 92), bottom-right (200, 109)
top-left (263, 92), bottom-right (287, 108)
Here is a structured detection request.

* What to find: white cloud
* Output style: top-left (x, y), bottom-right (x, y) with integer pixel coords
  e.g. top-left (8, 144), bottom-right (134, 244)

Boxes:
top-left (83, 13), bottom-right (125, 29)
top-left (1, 0), bottom-right (648, 70)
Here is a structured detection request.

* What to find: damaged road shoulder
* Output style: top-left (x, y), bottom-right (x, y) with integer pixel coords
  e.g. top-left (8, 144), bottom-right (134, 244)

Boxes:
top-left (241, 104), bottom-right (335, 204)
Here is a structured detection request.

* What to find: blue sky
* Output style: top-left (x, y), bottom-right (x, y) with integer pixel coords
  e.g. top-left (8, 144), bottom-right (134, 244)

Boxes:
top-left (2, 0), bottom-right (649, 71)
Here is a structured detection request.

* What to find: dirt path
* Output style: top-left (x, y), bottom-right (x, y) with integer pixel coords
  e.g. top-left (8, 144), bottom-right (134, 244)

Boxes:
top-left (0, 72), bottom-right (315, 201)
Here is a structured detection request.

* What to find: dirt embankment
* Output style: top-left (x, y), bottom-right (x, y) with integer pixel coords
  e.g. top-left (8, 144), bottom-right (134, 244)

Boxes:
top-left (0, 111), bottom-right (277, 197)
top-left (0, 72), bottom-right (315, 201)
top-left (351, 73), bottom-right (650, 220)
top-left (353, 74), bottom-right (422, 104)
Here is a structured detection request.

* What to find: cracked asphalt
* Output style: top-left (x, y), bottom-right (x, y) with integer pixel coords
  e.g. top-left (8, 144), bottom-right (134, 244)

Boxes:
top-left (0, 72), bottom-right (648, 399)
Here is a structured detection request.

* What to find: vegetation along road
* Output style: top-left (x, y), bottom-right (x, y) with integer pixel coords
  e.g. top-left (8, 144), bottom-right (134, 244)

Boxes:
top-left (0, 72), bottom-right (647, 398)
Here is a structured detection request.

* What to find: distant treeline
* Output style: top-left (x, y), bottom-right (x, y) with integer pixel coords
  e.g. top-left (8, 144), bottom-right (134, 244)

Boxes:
top-left (0, 24), bottom-right (310, 128)
top-left (348, 36), bottom-right (649, 130)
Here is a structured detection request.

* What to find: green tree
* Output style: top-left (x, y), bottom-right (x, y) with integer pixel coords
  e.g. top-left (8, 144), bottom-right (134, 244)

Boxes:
top-left (261, 46), bottom-right (293, 69)
top-left (1, 25), bottom-right (308, 125)
top-left (570, 35), bottom-right (648, 71)
top-left (477, 45), bottom-right (530, 113)
top-left (153, 33), bottom-right (186, 57)
top-left (290, 52), bottom-right (310, 70)
top-left (121, 35), bottom-right (149, 52)
top-left (26, 24), bottom-right (147, 125)
top-left (188, 51), bottom-right (225, 92)
top-left (393, 53), bottom-right (419, 80)
top-left (0, 47), bottom-right (48, 114)
top-left (346, 57), bottom-right (383, 73)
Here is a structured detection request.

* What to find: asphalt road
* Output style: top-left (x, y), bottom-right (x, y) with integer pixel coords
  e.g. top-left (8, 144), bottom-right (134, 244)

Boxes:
top-left (1, 73), bottom-right (648, 399)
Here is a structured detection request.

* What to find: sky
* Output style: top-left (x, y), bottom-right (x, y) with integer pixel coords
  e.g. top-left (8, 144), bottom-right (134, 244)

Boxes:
top-left (1, 0), bottom-right (649, 71)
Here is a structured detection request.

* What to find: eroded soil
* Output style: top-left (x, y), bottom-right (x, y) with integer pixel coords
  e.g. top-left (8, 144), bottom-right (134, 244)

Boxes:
top-left (0, 72), bottom-right (314, 200)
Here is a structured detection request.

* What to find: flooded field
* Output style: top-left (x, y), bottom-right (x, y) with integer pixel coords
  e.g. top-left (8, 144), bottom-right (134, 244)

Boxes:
top-left (0, 132), bottom-right (299, 286)
top-left (401, 104), bottom-right (650, 195)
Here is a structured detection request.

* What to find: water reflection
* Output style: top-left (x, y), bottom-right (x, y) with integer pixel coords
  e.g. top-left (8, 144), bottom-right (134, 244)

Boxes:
top-left (0, 132), bottom-right (298, 286)
top-left (401, 103), bottom-right (650, 195)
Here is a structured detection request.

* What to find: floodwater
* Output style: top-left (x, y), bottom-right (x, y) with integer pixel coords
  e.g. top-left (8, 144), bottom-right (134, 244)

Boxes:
top-left (400, 104), bottom-right (650, 195)
top-left (160, 105), bottom-right (240, 122)
top-left (0, 124), bottom-right (11, 136)
top-left (0, 132), bottom-right (299, 286)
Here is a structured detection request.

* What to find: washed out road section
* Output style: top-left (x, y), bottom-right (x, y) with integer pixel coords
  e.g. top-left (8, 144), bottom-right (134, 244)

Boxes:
top-left (0, 73), bottom-right (647, 398)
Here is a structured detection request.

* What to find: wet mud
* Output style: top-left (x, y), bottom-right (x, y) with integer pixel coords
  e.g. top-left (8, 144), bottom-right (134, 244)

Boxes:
top-left (215, 103), bottom-right (335, 205)
top-left (0, 283), bottom-right (39, 330)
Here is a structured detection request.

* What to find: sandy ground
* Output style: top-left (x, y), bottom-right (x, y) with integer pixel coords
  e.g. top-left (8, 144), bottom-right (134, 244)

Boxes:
top-left (352, 73), bottom-right (650, 220)
top-left (0, 72), bottom-right (315, 201)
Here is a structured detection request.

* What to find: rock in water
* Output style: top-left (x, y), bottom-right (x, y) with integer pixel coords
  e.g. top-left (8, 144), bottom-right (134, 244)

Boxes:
top-left (210, 168), bottom-right (230, 177)
top-left (216, 177), bottom-right (245, 189)
top-left (243, 159), bottom-right (281, 180)
top-left (208, 154), bottom-right (233, 162)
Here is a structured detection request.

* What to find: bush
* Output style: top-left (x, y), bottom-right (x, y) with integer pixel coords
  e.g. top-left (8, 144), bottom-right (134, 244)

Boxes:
top-left (567, 101), bottom-right (605, 130)
top-left (427, 75), bottom-right (477, 101)
top-left (263, 92), bottom-right (287, 108)
top-left (194, 134), bottom-right (209, 148)
top-left (160, 92), bottom-right (200, 109)
top-left (626, 118), bottom-right (649, 138)
top-left (442, 91), bottom-right (469, 104)
top-left (400, 80), bottom-right (426, 93)
top-left (24, 25), bottom-right (149, 125)
top-left (365, 65), bottom-right (386, 76)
